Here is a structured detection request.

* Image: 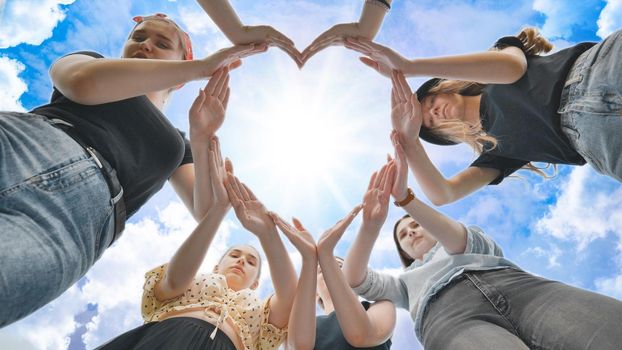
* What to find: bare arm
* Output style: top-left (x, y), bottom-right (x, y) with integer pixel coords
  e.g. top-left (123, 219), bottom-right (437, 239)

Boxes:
top-left (301, 0), bottom-right (393, 64)
top-left (357, 0), bottom-right (393, 39)
top-left (225, 175), bottom-right (297, 329)
top-left (270, 214), bottom-right (318, 350)
top-left (49, 44), bottom-right (263, 105)
top-left (195, 0), bottom-right (245, 42)
top-left (392, 131), bottom-right (467, 254)
top-left (286, 255), bottom-right (317, 350)
top-left (405, 46), bottom-right (528, 83)
top-left (170, 69), bottom-right (233, 220)
top-left (196, 0), bottom-right (301, 66)
top-left (155, 138), bottom-right (230, 300)
top-left (344, 162), bottom-right (395, 288)
top-left (404, 139), bottom-right (500, 206)
top-left (50, 54), bottom-right (204, 105)
top-left (318, 241), bottom-right (395, 347)
top-left (345, 38), bottom-right (527, 83)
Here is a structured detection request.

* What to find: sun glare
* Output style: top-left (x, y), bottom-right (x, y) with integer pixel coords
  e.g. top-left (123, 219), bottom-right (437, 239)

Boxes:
top-left (223, 51), bottom-right (390, 213)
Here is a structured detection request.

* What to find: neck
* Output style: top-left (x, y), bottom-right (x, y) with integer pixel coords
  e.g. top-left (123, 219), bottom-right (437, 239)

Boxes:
top-left (146, 90), bottom-right (169, 111)
top-left (462, 95), bottom-right (482, 127)
top-left (321, 297), bottom-right (335, 314)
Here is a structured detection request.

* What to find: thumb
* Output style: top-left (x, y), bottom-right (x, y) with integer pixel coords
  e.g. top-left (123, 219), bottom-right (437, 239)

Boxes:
top-left (229, 59), bottom-right (242, 70)
top-left (359, 57), bottom-right (379, 71)
top-left (189, 89), bottom-right (206, 114)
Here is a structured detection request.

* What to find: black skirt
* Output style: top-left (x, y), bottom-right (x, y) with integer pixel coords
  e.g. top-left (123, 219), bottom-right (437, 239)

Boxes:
top-left (95, 317), bottom-right (237, 350)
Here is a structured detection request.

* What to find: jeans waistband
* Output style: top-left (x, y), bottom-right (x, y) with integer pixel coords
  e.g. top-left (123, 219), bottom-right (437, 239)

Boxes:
top-left (46, 118), bottom-right (126, 247)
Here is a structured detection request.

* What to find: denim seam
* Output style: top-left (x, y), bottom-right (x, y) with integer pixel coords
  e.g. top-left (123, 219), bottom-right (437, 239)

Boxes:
top-left (464, 273), bottom-right (522, 337)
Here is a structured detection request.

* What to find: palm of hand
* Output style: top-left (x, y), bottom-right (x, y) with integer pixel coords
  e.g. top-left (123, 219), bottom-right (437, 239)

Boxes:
top-left (238, 201), bottom-right (274, 233)
top-left (291, 229), bottom-right (317, 257)
top-left (317, 225), bottom-right (345, 253)
top-left (191, 96), bottom-right (225, 137)
top-left (363, 189), bottom-right (388, 225)
top-left (391, 101), bottom-right (421, 137)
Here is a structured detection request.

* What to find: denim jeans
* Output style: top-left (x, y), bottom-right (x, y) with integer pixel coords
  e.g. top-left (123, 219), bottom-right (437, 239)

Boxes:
top-left (421, 268), bottom-right (622, 350)
top-left (0, 112), bottom-right (115, 327)
top-left (559, 29), bottom-right (622, 182)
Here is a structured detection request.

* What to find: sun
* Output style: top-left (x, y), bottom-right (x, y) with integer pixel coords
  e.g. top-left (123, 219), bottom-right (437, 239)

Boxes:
top-left (220, 50), bottom-right (392, 214)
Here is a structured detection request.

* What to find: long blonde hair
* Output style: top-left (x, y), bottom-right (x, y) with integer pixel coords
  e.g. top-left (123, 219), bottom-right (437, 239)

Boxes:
top-left (425, 27), bottom-right (556, 178)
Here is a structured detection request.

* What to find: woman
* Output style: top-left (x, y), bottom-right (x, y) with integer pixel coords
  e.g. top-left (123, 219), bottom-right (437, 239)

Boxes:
top-left (97, 133), bottom-right (296, 349)
top-left (342, 137), bottom-right (622, 349)
top-left (0, 10), bottom-right (289, 326)
top-left (269, 198), bottom-right (394, 349)
top-left (344, 27), bottom-right (622, 205)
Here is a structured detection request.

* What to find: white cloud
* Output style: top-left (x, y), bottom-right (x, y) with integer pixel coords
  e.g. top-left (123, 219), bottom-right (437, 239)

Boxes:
top-left (596, 274), bottom-right (622, 300)
top-left (0, 0), bottom-right (76, 48)
top-left (533, 0), bottom-right (600, 39)
top-left (0, 55), bottom-right (26, 111)
top-left (536, 167), bottom-right (622, 250)
top-left (597, 0), bottom-right (622, 39)
top-left (402, 1), bottom-right (535, 56)
top-left (522, 245), bottom-right (562, 268)
top-left (1, 201), bottom-right (235, 349)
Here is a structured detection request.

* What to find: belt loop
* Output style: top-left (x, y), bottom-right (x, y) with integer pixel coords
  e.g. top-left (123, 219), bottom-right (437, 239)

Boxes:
top-left (46, 117), bottom-right (126, 246)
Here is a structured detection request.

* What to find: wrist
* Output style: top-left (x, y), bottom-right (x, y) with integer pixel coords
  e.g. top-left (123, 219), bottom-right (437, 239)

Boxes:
top-left (404, 58), bottom-right (420, 76)
top-left (301, 253), bottom-right (318, 264)
top-left (394, 188), bottom-right (415, 207)
top-left (359, 221), bottom-right (383, 235)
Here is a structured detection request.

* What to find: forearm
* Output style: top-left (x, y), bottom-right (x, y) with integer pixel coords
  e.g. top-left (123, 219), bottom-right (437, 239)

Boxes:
top-left (403, 140), bottom-right (455, 205)
top-left (56, 58), bottom-right (205, 105)
top-left (357, 0), bottom-right (392, 39)
top-left (287, 257), bottom-right (317, 350)
top-left (189, 140), bottom-right (213, 219)
top-left (318, 252), bottom-right (375, 344)
top-left (343, 222), bottom-right (380, 287)
top-left (164, 207), bottom-right (228, 293)
top-left (196, 0), bottom-right (247, 43)
top-left (402, 197), bottom-right (467, 254)
top-left (403, 51), bottom-right (526, 83)
top-left (259, 230), bottom-right (297, 326)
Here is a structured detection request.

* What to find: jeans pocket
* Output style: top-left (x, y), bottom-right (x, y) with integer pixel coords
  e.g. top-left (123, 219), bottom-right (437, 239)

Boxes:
top-left (32, 158), bottom-right (100, 192)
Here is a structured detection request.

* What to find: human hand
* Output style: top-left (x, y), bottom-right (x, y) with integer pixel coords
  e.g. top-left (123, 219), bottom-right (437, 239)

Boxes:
top-left (391, 71), bottom-right (422, 147)
top-left (301, 23), bottom-right (364, 65)
top-left (234, 25), bottom-right (302, 67)
top-left (362, 161), bottom-right (395, 229)
top-left (201, 42), bottom-right (269, 77)
top-left (225, 173), bottom-right (276, 237)
top-left (269, 213), bottom-right (317, 260)
top-left (189, 67), bottom-right (230, 140)
top-left (390, 130), bottom-right (410, 202)
top-left (317, 205), bottom-right (363, 256)
top-left (207, 136), bottom-right (233, 212)
top-left (343, 37), bottom-right (409, 78)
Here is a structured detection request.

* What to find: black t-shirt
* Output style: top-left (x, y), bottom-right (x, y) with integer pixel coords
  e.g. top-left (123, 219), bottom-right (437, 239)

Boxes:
top-left (314, 301), bottom-right (392, 350)
top-left (470, 37), bottom-right (596, 184)
top-left (31, 51), bottom-right (193, 217)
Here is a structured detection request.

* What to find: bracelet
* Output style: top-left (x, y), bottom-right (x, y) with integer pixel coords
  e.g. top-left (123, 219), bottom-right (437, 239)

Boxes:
top-left (365, 0), bottom-right (390, 11)
top-left (394, 188), bottom-right (415, 207)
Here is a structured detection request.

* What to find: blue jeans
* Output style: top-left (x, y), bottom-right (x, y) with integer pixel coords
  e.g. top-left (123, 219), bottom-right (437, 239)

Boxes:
top-left (560, 29), bottom-right (622, 182)
top-left (421, 268), bottom-right (622, 349)
top-left (0, 112), bottom-right (115, 327)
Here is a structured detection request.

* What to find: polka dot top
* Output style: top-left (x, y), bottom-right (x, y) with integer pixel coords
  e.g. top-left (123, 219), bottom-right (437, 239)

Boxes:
top-left (141, 264), bottom-right (286, 350)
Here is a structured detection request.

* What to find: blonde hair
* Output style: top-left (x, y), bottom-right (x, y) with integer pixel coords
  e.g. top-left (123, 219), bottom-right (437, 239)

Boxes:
top-left (425, 27), bottom-right (556, 178)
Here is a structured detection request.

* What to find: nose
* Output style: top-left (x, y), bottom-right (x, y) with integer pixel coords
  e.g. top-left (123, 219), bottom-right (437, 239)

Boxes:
top-left (139, 39), bottom-right (153, 52)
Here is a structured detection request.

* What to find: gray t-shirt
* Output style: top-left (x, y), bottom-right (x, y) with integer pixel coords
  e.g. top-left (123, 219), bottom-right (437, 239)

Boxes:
top-left (352, 225), bottom-right (519, 341)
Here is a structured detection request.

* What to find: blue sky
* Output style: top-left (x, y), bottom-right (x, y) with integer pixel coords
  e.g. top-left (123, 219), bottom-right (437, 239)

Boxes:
top-left (1, 0), bottom-right (622, 349)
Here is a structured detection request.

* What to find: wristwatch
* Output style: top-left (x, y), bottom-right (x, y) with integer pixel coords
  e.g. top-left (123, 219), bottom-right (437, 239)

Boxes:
top-left (394, 188), bottom-right (415, 207)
